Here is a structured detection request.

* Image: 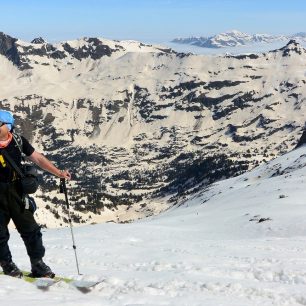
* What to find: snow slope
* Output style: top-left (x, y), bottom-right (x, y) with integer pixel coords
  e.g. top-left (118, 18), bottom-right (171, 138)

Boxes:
top-left (2, 145), bottom-right (306, 305)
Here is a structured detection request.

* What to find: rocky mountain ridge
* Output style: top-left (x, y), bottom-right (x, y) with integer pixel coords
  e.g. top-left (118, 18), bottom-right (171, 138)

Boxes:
top-left (0, 31), bottom-right (306, 227)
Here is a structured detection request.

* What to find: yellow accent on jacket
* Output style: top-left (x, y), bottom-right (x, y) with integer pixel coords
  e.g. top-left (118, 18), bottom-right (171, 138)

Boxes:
top-left (0, 154), bottom-right (7, 167)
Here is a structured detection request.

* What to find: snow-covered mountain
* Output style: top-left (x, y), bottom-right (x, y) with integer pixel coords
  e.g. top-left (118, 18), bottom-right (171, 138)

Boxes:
top-left (1, 31), bottom-right (306, 227)
top-left (2, 142), bottom-right (306, 305)
top-left (172, 30), bottom-right (306, 48)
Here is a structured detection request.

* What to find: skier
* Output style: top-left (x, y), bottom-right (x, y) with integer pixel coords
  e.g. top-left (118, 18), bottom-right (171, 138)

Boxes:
top-left (0, 110), bottom-right (71, 278)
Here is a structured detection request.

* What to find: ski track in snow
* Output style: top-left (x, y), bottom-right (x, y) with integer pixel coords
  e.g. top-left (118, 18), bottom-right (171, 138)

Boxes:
top-left (1, 225), bottom-right (306, 305)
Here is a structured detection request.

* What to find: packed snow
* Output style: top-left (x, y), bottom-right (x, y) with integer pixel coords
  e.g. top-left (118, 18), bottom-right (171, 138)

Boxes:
top-left (2, 145), bottom-right (306, 305)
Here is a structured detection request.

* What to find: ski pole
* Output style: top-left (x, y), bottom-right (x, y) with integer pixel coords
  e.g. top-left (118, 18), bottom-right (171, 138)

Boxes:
top-left (60, 178), bottom-right (81, 275)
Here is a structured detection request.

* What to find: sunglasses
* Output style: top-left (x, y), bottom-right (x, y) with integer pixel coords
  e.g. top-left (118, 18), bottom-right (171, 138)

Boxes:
top-left (0, 121), bottom-right (8, 127)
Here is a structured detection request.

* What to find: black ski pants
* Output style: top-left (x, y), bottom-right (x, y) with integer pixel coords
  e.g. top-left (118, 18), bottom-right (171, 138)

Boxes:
top-left (0, 181), bottom-right (45, 263)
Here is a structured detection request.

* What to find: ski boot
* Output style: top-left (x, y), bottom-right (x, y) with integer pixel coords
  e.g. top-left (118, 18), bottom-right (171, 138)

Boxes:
top-left (0, 261), bottom-right (23, 278)
top-left (31, 259), bottom-right (55, 278)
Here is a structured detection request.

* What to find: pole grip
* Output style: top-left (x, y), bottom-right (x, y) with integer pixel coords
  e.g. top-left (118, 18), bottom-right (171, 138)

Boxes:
top-left (60, 178), bottom-right (66, 193)
top-left (60, 178), bottom-right (69, 209)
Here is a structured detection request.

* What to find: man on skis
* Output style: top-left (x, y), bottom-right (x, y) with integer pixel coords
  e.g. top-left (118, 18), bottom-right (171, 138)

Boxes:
top-left (0, 110), bottom-right (71, 278)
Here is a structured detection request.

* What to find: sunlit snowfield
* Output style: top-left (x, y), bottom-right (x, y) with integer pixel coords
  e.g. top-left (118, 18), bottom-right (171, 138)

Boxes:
top-left (1, 146), bottom-right (306, 305)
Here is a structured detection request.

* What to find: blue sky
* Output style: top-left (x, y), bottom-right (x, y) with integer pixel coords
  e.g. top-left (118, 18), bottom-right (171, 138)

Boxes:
top-left (0, 0), bottom-right (305, 43)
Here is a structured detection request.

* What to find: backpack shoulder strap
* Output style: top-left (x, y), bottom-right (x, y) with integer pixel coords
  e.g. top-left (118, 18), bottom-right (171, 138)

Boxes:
top-left (0, 148), bottom-right (25, 178)
top-left (12, 133), bottom-right (24, 155)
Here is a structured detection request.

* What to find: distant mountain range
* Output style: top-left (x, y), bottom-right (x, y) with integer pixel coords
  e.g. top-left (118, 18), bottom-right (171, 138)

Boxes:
top-left (172, 30), bottom-right (306, 48)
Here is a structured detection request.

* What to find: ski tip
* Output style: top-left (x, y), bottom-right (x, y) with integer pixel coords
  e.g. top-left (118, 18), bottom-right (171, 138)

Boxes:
top-left (34, 278), bottom-right (58, 290)
top-left (71, 280), bottom-right (101, 293)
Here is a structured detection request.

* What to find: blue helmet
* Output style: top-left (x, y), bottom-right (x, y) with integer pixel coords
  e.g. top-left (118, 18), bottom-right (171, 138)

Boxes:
top-left (0, 110), bottom-right (15, 131)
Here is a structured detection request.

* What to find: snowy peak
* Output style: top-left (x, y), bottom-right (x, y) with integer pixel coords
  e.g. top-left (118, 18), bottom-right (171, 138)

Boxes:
top-left (213, 30), bottom-right (253, 47)
top-left (172, 30), bottom-right (306, 48)
top-left (279, 39), bottom-right (306, 56)
top-left (31, 37), bottom-right (46, 44)
top-left (0, 32), bottom-right (173, 70)
top-left (0, 31), bottom-right (16, 45)
top-left (14, 36), bottom-right (126, 69)
top-left (59, 37), bottom-right (125, 60)
top-left (0, 31), bottom-right (20, 66)
top-left (266, 40), bottom-right (306, 58)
